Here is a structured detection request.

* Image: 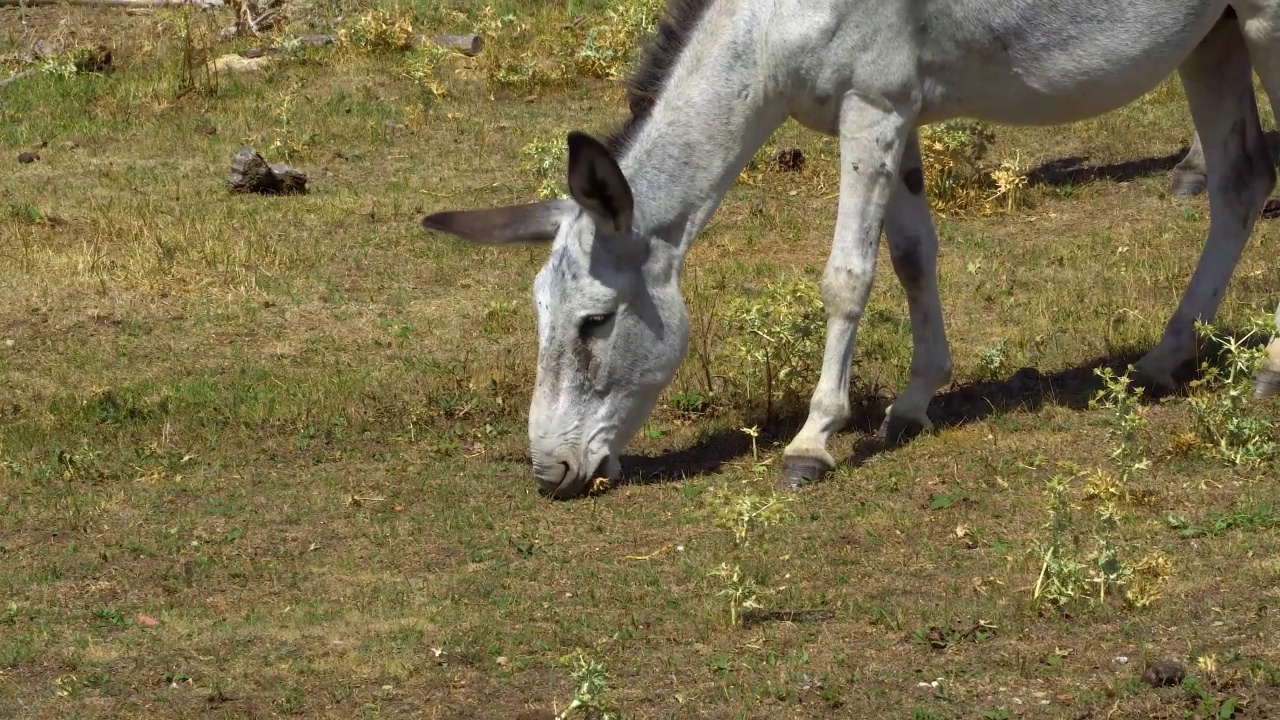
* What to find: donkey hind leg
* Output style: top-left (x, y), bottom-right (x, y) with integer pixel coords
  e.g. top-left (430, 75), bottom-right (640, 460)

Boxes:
top-left (877, 130), bottom-right (953, 445)
top-left (1132, 12), bottom-right (1276, 391)
top-left (1171, 131), bottom-right (1209, 197)
top-left (780, 96), bottom-right (914, 489)
top-left (1258, 300), bottom-right (1280, 398)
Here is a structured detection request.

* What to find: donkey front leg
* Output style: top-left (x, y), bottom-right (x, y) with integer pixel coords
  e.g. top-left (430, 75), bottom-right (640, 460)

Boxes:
top-left (1133, 12), bottom-right (1275, 390)
top-left (780, 98), bottom-right (915, 489)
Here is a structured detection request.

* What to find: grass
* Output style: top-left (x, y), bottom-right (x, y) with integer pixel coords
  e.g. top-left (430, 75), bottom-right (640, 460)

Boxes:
top-left (3, 1), bottom-right (1280, 718)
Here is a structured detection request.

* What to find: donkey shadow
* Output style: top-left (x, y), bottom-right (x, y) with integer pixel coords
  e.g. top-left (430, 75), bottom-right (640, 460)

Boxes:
top-left (617, 349), bottom-right (1148, 488)
top-left (618, 321), bottom-right (1273, 491)
top-left (1022, 130), bottom-right (1280, 189)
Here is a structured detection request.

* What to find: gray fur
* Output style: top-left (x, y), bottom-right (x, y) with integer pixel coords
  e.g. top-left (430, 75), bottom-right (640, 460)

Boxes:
top-left (423, 0), bottom-right (1280, 497)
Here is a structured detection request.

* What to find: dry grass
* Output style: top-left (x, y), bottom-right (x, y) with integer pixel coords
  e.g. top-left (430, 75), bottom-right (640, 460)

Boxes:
top-left (2, 2), bottom-right (1280, 719)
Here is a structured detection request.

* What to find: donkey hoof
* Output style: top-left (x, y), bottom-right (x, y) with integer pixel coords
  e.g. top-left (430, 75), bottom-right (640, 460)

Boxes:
top-left (1128, 361), bottom-right (1178, 397)
top-left (1255, 369), bottom-right (1280, 400)
top-left (877, 414), bottom-right (930, 447)
top-left (1170, 171), bottom-right (1207, 198)
top-left (779, 455), bottom-right (834, 491)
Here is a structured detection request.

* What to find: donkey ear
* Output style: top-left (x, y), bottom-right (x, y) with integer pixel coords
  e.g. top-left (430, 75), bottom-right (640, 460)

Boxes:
top-left (566, 131), bottom-right (634, 234)
top-left (422, 199), bottom-right (574, 245)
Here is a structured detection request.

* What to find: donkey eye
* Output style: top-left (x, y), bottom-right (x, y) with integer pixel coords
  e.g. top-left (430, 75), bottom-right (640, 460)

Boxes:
top-left (580, 313), bottom-right (614, 335)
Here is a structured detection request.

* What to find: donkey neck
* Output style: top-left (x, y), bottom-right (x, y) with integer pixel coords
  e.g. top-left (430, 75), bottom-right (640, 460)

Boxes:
top-left (616, 4), bottom-right (786, 255)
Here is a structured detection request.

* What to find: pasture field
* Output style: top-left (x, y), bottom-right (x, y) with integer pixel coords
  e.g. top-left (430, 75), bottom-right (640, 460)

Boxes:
top-left (2, 1), bottom-right (1279, 718)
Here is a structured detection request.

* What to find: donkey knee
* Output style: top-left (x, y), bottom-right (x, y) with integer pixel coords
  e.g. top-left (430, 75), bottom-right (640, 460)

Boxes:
top-left (888, 237), bottom-right (926, 292)
top-left (1214, 139), bottom-right (1276, 212)
top-left (820, 264), bottom-right (873, 320)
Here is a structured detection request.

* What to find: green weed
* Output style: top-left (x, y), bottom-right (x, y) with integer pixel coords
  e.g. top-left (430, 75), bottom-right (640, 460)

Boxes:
top-left (555, 650), bottom-right (619, 719)
top-left (1185, 318), bottom-right (1276, 466)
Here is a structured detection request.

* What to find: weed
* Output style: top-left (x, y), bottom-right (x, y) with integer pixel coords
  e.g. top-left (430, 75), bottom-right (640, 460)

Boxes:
top-left (267, 92), bottom-right (314, 159)
top-left (702, 483), bottom-right (794, 625)
top-left (37, 45), bottom-right (107, 79)
top-left (1182, 675), bottom-right (1242, 719)
top-left (1089, 366), bottom-right (1149, 484)
top-left (167, 6), bottom-right (218, 98)
top-left (704, 484), bottom-right (793, 547)
top-left (667, 390), bottom-right (711, 414)
top-left (4, 202), bottom-right (46, 224)
top-left (722, 277), bottom-right (826, 418)
top-left (338, 7), bottom-right (416, 53)
top-left (707, 561), bottom-right (763, 628)
top-left (403, 44), bottom-right (453, 103)
top-left (1031, 471), bottom-right (1090, 606)
top-left (574, 0), bottom-right (663, 80)
top-left (521, 133), bottom-right (570, 198)
top-left (555, 649), bottom-right (619, 719)
top-left (975, 341), bottom-right (1009, 380)
top-left (1032, 367), bottom-right (1171, 609)
top-left (1167, 505), bottom-right (1280, 538)
top-left (91, 607), bottom-right (129, 627)
top-left (472, 5), bottom-right (575, 90)
top-left (989, 154), bottom-right (1029, 212)
top-left (480, 299), bottom-right (523, 335)
top-left (918, 120), bottom-right (1029, 216)
top-left (740, 425), bottom-right (761, 465)
top-left (1185, 318), bottom-right (1276, 466)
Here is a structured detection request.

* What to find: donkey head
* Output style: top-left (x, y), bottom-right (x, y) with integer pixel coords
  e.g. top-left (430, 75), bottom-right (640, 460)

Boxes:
top-left (422, 132), bottom-right (691, 499)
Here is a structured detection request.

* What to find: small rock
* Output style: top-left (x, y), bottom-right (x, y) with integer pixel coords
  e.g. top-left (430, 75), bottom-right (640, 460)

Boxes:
top-left (17, 152), bottom-right (38, 164)
top-left (31, 40), bottom-right (57, 61)
top-left (1141, 659), bottom-right (1186, 687)
top-left (769, 147), bottom-right (806, 172)
top-left (228, 146), bottom-right (308, 195)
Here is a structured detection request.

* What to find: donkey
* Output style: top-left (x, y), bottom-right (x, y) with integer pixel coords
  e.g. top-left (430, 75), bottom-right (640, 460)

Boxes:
top-left (423, 0), bottom-right (1280, 499)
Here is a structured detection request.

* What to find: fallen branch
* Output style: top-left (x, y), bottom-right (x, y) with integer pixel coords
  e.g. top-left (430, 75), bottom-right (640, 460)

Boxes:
top-left (225, 0), bottom-right (285, 37)
top-left (234, 33), bottom-right (485, 58)
top-left (430, 34), bottom-right (484, 56)
top-left (0, 69), bottom-right (35, 88)
top-left (0, 0), bottom-right (223, 6)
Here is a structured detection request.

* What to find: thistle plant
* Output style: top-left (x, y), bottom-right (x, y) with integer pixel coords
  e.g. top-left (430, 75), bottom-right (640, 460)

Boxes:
top-left (555, 650), bottom-right (619, 719)
top-left (1185, 318), bottom-right (1276, 466)
top-left (702, 484), bottom-right (794, 625)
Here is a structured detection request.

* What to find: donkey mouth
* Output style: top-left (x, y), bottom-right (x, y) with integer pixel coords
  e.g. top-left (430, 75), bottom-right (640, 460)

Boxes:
top-left (535, 458), bottom-right (613, 500)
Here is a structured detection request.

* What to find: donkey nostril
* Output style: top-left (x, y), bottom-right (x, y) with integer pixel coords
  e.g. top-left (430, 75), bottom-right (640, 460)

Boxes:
top-left (535, 458), bottom-right (574, 496)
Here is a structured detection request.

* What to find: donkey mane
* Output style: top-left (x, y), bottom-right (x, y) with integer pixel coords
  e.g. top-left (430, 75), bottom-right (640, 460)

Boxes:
top-left (604, 0), bottom-right (713, 157)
